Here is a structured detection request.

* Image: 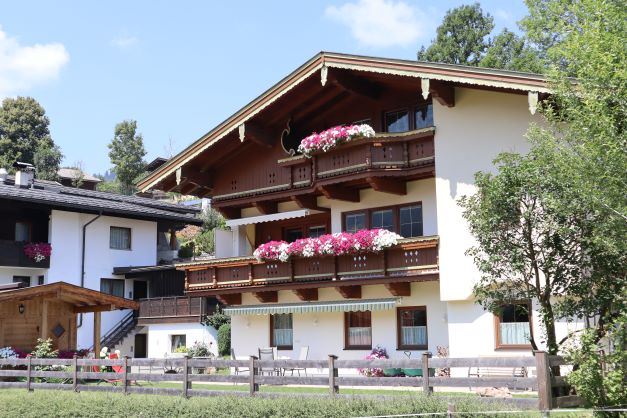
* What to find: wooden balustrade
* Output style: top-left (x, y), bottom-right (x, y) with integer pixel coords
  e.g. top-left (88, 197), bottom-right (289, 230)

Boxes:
top-left (137, 296), bottom-right (206, 324)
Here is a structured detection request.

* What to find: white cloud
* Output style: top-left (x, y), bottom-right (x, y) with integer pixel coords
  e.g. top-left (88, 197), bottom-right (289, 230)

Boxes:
top-left (325, 0), bottom-right (426, 48)
top-left (0, 26), bottom-right (69, 98)
top-left (495, 9), bottom-right (513, 22)
top-left (110, 34), bottom-right (139, 49)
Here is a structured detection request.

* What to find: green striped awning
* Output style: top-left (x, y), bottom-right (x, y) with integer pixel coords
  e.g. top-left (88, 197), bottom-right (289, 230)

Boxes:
top-left (224, 298), bottom-right (398, 316)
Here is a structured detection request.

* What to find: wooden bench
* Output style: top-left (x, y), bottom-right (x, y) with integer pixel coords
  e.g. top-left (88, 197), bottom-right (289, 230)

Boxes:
top-left (468, 366), bottom-right (529, 390)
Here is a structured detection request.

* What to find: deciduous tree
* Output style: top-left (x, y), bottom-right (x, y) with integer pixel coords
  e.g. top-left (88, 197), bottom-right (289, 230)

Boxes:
top-left (108, 120), bottom-right (147, 194)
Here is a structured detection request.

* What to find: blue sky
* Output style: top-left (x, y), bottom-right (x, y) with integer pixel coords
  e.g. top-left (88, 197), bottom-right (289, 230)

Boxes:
top-left (0, 0), bottom-right (528, 175)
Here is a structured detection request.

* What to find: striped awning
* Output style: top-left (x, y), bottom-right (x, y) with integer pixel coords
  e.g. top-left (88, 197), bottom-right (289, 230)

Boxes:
top-left (224, 298), bottom-right (398, 316)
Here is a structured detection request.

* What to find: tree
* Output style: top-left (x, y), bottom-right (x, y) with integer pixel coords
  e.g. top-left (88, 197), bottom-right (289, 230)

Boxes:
top-left (417, 3), bottom-right (494, 65)
top-left (480, 29), bottom-right (545, 73)
top-left (108, 120), bottom-right (147, 194)
top-left (0, 97), bottom-right (61, 177)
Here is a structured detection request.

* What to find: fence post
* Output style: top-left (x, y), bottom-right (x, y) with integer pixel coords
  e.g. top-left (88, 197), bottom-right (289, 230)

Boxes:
top-left (422, 351), bottom-right (432, 395)
top-left (249, 356), bottom-right (258, 395)
top-left (123, 356), bottom-right (129, 395)
top-left (447, 402), bottom-right (456, 418)
top-left (182, 355), bottom-right (190, 398)
top-left (72, 355), bottom-right (78, 392)
top-left (535, 351), bottom-right (553, 412)
top-left (26, 356), bottom-right (33, 392)
top-left (328, 355), bottom-right (339, 396)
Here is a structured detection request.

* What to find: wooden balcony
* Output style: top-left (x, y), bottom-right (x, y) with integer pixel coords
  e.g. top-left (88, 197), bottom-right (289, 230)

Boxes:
top-left (137, 296), bottom-right (208, 325)
top-left (0, 240), bottom-right (50, 269)
top-left (211, 128), bottom-right (435, 209)
top-left (180, 236), bottom-right (439, 304)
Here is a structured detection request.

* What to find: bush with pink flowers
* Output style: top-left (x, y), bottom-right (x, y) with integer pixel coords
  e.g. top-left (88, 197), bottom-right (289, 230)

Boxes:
top-left (253, 229), bottom-right (401, 262)
top-left (23, 243), bottom-right (52, 262)
top-left (297, 124), bottom-right (375, 157)
top-left (359, 345), bottom-right (389, 377)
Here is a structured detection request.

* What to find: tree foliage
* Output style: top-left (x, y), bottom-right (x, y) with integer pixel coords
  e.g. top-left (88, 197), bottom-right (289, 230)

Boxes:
top-left (479, 29), bottom-right (544, 73)
top-left (108, 120), bottom-right (146, 195)
top-left (0, 97), bottom-right (62, 178)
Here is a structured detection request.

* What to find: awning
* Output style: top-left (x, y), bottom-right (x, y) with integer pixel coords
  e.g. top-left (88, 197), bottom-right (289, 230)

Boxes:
top-left (225, 209), bottom-right (322, 228)
top-left (224, 298), bottom-right (398, 316)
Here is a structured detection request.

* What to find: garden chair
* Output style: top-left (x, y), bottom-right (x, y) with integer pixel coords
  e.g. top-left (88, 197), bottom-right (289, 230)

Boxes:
top-left (231, 348), bottom-right (249, 376)
top-left (284, 346), bottom-right (308, 376)
top-left (258, 348), bottom-right (279, 376)
top-left (101, 353), bottom-right (141, 386)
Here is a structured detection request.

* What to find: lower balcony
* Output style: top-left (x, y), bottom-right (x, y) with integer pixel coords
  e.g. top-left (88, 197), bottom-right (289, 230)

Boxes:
top-left (137, 296), bottom-right (208, 325)
top-left (0, 240), bottom-right (50, 269)
top-left (180, 236), bottom-right (439, 305)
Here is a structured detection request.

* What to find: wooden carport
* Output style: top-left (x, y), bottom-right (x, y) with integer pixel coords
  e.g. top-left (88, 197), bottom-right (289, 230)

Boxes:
top-left (0, 282), bottom-right (139, 354)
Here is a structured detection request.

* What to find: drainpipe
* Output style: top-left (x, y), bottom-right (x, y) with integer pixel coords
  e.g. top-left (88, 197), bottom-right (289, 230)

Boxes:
top-left (78, 212), bottom-right (102, 328)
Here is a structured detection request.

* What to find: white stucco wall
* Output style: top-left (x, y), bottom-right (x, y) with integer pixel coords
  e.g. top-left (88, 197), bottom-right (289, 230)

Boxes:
top-left (47, 210), bottom-right (158, 348)
top-left (146, 323), bottom-right (218, 358)
top-left (0, 267), bottom-right (47, 286)
top-left (230, 281), bottom-right (448, 366)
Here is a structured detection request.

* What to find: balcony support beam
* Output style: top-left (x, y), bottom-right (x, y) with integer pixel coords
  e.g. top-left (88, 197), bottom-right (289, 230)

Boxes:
top-left (422, 78), bottom-right (455, 107)
top-left (366, 177), bottom-right (407, 195)
top-left (290, 195), bottom-right (329, 212)
top-left (253, 291), bottom-right (278, 303)
top-left (336, 285), bottom-right (362, 299)
top-left (385, 282), bottom-right (411, 297)
top-left (216, 293), bottom-right (242, 306)
top-left (318, 185), bottom-right (360, 202)
top-left (215, 206), bottom-right (241, 220)
top-left (239, 122), bottom-right (274, 148)
top-left (253, 201), bottom-right (278, 215)
top-left (293, 288), bottom-right (318, 301)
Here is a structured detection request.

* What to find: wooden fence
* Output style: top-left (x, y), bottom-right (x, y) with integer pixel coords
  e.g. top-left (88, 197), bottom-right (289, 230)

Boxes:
top-left (0, 351), bottom-right (583, 411)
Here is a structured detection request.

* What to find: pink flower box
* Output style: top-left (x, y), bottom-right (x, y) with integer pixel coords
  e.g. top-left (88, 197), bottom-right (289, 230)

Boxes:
top-left (23, 242), bottom-right (52, 263)
top-left (297, 124), bottom-right (375, 157)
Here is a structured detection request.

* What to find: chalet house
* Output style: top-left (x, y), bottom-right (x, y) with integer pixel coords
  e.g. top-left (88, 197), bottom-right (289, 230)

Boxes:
top-left (137, 52), bottom-right (583, 368)
top-left (0, 164), bottom-right (203, 356)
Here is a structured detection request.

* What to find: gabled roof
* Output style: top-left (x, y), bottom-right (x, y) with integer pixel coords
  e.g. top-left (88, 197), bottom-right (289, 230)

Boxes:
top-left (57, 168), bottom-right (101, 183)
top-left (138, 51), bottom-right (549, 192)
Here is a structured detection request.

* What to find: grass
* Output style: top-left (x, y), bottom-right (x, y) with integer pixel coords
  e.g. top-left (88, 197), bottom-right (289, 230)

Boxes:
top-left (0, 389), bottom-right (592, 418)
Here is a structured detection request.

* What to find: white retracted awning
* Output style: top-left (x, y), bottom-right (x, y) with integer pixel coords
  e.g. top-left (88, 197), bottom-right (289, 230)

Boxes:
top-left (224, 298), bottom-right (399, 316)
top-left (225, 209), bottom-right (322, 228)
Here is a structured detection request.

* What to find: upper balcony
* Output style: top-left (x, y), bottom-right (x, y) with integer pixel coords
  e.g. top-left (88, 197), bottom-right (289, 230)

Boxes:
top-left (211, 128), bottom-right (435, 213)
top-left (179, 236), bottom-right (439, 305)
top-left (137, 296), bottom-right (211, 325)
top-left (0, 240), bottom-right (50, 269)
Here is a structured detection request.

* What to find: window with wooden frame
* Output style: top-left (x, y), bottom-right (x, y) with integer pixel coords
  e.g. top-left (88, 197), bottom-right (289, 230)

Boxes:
top-left (15, 221), bottom-right (31, 242)
top-left (494, 302), bottom-right (533, 349)
top-left (384, 102), bottom-right (433, 133)
top-left (110, 226), bottom-right (131, 250)
top-left (344, 311), bottom-right (372, 349)
top-left (385, 109), bottom-right (410, 133)
top-left (308, 225), bottom-right (327, 238)
top-left (342, 203), bottom-right (423, 237)
top-left (100, 278), bottom-right (125, 298)
top-left (270, 313), bottom-right (293, 350)
top-left (397, 306), bottom-right (428, 350)
top-left (414, 103), bottom-right (434, 129)
top-left (171, 335), bottom-right (186, 352)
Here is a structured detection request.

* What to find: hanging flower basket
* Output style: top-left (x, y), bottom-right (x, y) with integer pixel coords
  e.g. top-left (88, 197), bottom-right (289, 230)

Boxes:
top-left (297, 124), bottom-right (375, 157)
top-left (23, 243), bottom-right (52, 263)
top-left (253, 229), bottom-right (402, 262)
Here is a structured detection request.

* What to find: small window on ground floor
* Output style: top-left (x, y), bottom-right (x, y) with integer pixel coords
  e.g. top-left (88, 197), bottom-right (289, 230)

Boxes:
top-left (270, 313), bottom-right (293, 349)
top-left (13, 276), bottom-right (30, 287)
top-left (171, 334), bottom-right (186, 352)
top-left (100, 278), bottom-right (125, 298)
top-left (397, 306), bottom-right (428, 350)
top-left (345, 311), bottom-right (372, 349)
top-left (495, 302), bottom-right (532, 349)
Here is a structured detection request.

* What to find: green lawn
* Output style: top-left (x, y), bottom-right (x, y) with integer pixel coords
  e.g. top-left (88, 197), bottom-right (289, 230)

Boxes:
top-left (0, 389), bottom-right (592, 418)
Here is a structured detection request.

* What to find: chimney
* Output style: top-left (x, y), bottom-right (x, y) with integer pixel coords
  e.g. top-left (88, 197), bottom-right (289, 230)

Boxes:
top-left (12, 162), bottom-right (35, 188)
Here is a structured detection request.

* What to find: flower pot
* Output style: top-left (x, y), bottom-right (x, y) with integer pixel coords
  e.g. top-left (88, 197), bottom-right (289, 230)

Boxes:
top-left (403, 368), bottom-right (435, 377)
top-left (383, 368), bottom-right (403, 377)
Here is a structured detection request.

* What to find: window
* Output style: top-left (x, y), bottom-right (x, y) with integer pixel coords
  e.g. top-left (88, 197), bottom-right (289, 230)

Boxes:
top-left (371, 209), bottom-right (394, 231)
top-left (308, 225), bottom-right (326, 238)
top-left (397, 307), bottom-right (428, 349)
top-left (415, 103), bottom-right (434, 129)
top-left (353, 118), bottom-right (372, 126)
top-left (15, 221), bottom-right (31, 242)
top-left (343, 203), bottom-right (423, 237)
top-left (171, 335), bottom-right (186, 352)
top-left (270, 313), bottom-right (293, 349)
top-left (345, 311), bottom-right (372, 349)
top-left (399, 205), bottom-right (423, 237)
top-left (13, 276), bottom-right (30, 287)
top-left (495, 302), bottom-right (532, 348)
top-left (37, 275), bottom-right (44, 286)
top-left (110, 227), bottom-right (131, 250)
top-left (385, 110), bottom-right (410, 133)
top-left (284, 228), bottom-right (303, 243)
top-left (100, 278), bottom-right (125, 298)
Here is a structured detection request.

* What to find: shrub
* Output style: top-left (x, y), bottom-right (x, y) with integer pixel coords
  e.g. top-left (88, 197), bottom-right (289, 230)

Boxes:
top-left (359, 345), bottom-right (388, 377)
top-left (194, 230), bottom-right (215, 255)
top-left (204, 305), bottom-right (230, 330)
top-left (178, 241), bottom-right (194, 258)
top-left (217, 324), bottom-right (231, 356)
top-left (188, 341), bottom-right (214, 358)
top-left (31, 338), bottom-right (58, 359)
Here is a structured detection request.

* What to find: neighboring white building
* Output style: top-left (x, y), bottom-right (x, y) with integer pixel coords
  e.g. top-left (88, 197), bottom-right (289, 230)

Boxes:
top-left (136, 52), bottom-right (584, 368)
top-left (0, 165), bottom-right (204, 355)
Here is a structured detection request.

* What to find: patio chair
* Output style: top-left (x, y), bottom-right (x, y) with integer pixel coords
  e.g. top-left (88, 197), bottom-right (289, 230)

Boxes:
top-left (258, 348), bottom-right (279, 376)
top-left (231, 348), bottom-right (249, 376)
top-left (101, 353), bottom-right (140, 386)
top-left (284, 346), bottom-right (309, 376)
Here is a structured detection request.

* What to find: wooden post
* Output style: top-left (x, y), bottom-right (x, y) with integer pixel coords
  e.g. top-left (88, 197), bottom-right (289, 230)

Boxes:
top-left (72, 355), bottom-right (79, 392)
top-left (123, 356), bottom-right (129, 394)
top-left (249, 356), bottom-right (258, 395)
top-left (183, 355), bottom-right (190, 398)
top-left (40, 299), bottom-right (49, 339)
top-left (422, 351), bottom-right (432, 395)
top-left (535, 351), bottom-right (553, 411)
top-left (26, 356), bottom-right (32, 392)
top-left (328, 355), bottom-right (339, 396)
top-left (93, 311), bottom-right (101, 356)
top-left (447, 402), bottom-right (455, 418)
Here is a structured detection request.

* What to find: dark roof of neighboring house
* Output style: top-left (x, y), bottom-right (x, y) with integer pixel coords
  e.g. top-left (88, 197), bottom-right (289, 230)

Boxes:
top-left (57, 168), bottom-right (102, 183)
top-left (0, 179), bottom-right (202, 225)
top-left (145, 157), bottom-right (169, 172)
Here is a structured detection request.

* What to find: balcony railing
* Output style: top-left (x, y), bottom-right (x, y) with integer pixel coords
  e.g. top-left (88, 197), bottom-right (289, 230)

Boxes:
top-left (137, 296), bottom-right (207, 325)
top-left (211, 129), bottom-right (435, 202)
top-left (182, 236), bottom-right (439, 294)
top-left (0, 240), bottom-right (50, 269)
